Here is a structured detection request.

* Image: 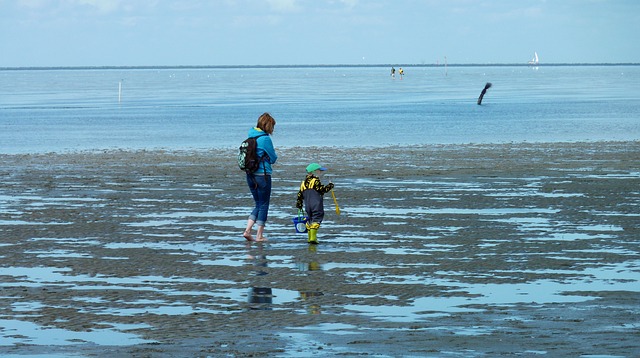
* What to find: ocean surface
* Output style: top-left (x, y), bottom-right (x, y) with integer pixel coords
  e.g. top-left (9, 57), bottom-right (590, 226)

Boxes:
top-left (1, 65), bottom-right (638, 154)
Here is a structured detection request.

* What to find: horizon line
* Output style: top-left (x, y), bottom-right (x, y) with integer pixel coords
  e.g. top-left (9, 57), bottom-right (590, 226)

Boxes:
top-left (1, 62), bottom-right (639, 71)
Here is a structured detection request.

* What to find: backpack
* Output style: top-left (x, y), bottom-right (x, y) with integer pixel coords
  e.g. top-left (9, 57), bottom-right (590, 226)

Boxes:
top-left (238, 133), bottom-right (268, 174)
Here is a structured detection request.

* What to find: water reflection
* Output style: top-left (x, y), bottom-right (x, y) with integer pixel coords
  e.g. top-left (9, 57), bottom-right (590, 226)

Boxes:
top-left (248, 287), bottom-right (273, 306)
top-left (246, 244), bottom-right (272, 310)
top-left (297, 245), bottom-right (322, 272)
top-left (297, 245), bottom-right (324, 314)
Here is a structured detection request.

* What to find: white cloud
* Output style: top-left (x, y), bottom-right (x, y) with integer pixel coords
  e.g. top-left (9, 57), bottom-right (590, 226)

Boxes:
top-left (339, 0), bottom-right (358, 9)
top-left (68, 0), bottom-right (122, 14)
top-left (266, 0), bottom-right (301, 13)
top-left (17, 0), bottom-right (51, 9)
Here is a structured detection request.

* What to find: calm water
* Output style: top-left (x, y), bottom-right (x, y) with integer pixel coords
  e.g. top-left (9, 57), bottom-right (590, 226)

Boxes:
top-left (1, 65), bottom-right (639, 153)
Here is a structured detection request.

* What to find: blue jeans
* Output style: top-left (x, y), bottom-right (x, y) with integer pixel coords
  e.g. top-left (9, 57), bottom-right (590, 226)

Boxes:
top-left (247, 174), bottom-right (272, 226)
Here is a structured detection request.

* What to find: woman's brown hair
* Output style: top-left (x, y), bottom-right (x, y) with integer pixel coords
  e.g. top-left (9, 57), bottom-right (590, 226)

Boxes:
top-left (256, 112), bottom-right (276, 134)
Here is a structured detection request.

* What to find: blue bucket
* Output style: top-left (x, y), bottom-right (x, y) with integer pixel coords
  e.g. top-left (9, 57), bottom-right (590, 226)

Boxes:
top-left (292, 216), bottom-right (308, 233)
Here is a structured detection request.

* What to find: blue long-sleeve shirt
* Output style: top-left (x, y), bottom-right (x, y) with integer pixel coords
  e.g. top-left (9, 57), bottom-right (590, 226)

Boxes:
top-left (248, 127), bottom-right (277, 174)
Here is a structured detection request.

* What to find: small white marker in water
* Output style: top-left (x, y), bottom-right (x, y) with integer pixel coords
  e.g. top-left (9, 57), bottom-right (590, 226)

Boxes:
top-left (118, 80), bottom-right (122, 103)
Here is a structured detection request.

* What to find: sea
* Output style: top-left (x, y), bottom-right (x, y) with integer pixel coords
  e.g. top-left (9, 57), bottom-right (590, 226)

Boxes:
top-left (1, 65), bottom-right (639, 154)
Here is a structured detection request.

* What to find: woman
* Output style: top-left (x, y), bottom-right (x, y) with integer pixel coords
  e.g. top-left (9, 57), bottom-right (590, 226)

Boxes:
top-left (243, 112), bottom-right (278, 242)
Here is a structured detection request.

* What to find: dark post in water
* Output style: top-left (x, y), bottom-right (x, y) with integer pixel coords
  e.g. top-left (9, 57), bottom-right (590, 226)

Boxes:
top-left (477, 82), bottom-right (492, 105)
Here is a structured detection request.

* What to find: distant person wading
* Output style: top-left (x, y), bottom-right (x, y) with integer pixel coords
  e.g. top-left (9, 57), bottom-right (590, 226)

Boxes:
top-left (243, 113), bottom-right (278, 242)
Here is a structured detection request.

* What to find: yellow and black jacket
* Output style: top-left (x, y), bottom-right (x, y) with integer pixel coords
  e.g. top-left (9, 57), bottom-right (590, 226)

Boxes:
top-left (296, 174), bottom-right (334, 222)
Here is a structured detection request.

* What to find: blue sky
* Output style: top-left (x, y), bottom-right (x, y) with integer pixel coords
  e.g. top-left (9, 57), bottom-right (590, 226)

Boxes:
top-left (1, 0), bottom-right (638, 67)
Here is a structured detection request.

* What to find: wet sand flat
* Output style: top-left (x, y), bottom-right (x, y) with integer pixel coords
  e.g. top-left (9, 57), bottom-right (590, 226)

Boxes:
top-left (1, 141), bottom-right (639, 357)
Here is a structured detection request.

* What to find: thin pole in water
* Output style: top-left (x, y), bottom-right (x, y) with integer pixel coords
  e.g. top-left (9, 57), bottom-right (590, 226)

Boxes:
top-left (444, 56), bottom-right (448, 77)
top-left (118, 81), bottom-right (122, 103)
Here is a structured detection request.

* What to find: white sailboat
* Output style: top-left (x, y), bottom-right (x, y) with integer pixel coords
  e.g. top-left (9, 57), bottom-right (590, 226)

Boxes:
top-left (528, 52), bottom-right (539, 65)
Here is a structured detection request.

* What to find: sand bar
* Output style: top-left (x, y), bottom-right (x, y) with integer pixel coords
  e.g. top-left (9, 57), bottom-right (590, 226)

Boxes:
top-left (1, 141), bottom-right (639, 356)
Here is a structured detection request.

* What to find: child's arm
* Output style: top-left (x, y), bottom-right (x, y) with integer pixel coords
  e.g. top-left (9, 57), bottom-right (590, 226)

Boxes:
top-left (313, 180), bottom-right (334, 195)
top-left (295, 188), bottom-right (303, 209)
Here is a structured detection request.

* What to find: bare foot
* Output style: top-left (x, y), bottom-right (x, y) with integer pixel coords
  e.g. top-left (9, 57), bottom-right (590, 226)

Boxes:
top-left (243, 231), bottom-right (254, 241)
top-left (255, 236), bottom-right (268, 242)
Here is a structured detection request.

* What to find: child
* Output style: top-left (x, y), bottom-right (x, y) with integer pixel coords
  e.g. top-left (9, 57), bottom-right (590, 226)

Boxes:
top-left (296, 163), bottom-right (334, 244)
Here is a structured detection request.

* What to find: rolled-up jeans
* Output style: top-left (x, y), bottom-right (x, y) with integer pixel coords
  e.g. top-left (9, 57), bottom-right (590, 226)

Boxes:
top-left (247, 173), bottom-right (272, 226)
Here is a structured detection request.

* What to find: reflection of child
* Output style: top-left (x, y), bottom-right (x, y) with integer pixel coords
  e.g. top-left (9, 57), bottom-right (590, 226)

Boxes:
top-left (296, 163), bottom-right (334, 244)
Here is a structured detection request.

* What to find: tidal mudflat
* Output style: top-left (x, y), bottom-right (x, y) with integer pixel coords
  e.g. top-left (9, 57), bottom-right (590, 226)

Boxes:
top-left (1, 142), bottom-right (638, 357)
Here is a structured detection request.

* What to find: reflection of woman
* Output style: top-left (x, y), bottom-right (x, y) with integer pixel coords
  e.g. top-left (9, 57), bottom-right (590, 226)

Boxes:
top-left (249, 287), bottom-right (273, 305)
top-left (247, 245), bottom-right (272, 307)
top-left (243, 113), bottom-right (278, 242)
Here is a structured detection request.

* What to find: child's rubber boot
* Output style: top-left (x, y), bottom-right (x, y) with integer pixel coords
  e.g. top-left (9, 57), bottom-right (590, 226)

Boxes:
top-left (308, 228), bottom-right (318, 245)
top-left (305, 222), bottom-right (312, 242)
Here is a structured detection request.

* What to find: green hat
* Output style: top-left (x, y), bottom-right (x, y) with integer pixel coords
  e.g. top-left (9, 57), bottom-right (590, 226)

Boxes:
top-left (306, 163), bottom-right (327, 173)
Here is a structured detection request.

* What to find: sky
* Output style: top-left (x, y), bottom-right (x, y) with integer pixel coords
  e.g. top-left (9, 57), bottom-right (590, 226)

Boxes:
top-left (1, 0), bottom-right (638, 67)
